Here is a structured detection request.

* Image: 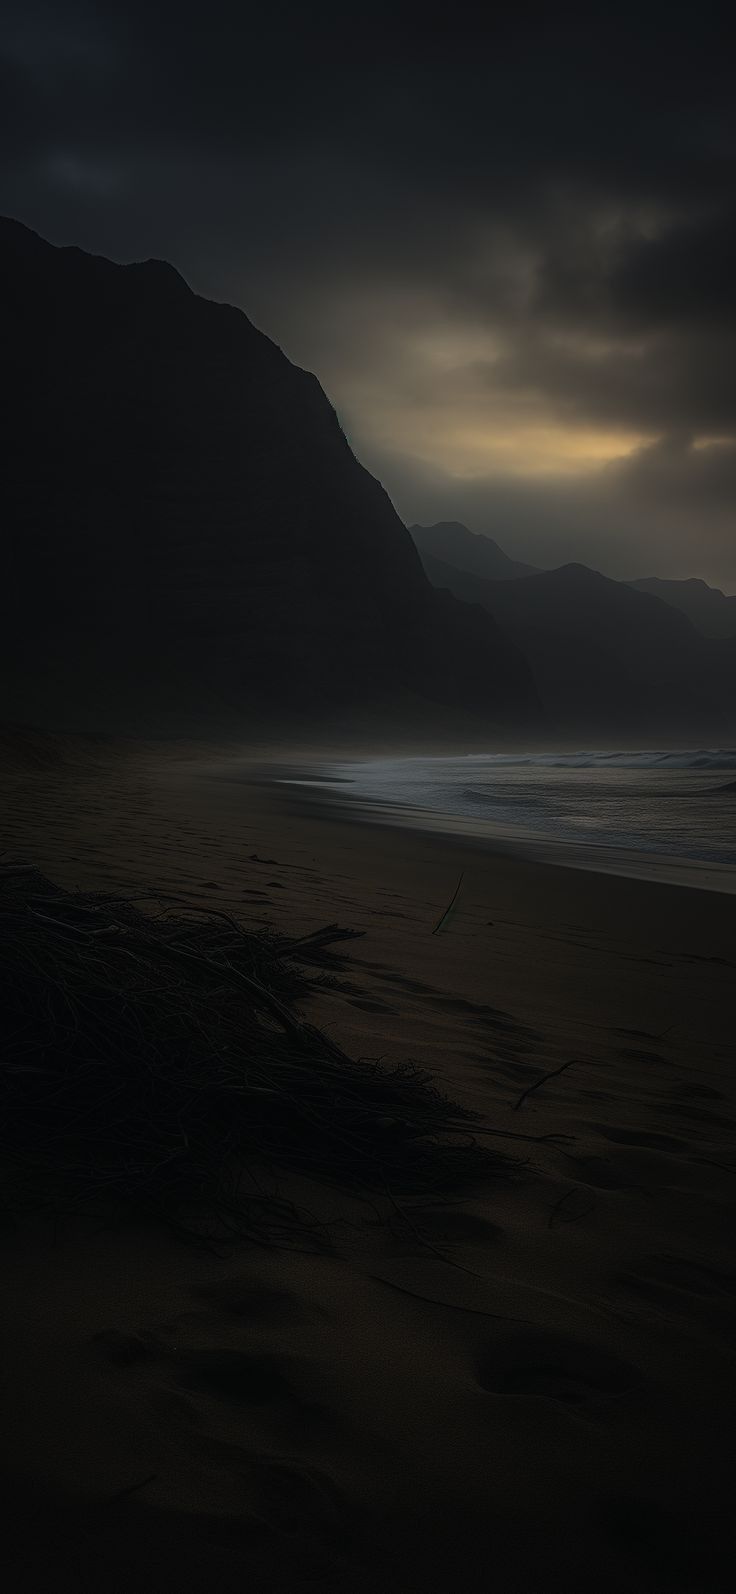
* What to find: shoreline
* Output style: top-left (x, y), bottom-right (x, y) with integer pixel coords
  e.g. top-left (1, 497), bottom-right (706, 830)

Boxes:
top-left (206, 754), bottom-right (736, 897)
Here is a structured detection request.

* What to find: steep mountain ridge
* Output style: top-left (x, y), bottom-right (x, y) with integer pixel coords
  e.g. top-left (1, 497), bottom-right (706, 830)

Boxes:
top-left (410, 521), bottom-right (539, 581)
top-left (0, 219), bottom-right (537, 737)
top-left (628, 576), bottom-right (736, 639)
top-left (411, 523), bottom-right (736, 646)
top-left (421, 553), bottom-right (736, 739)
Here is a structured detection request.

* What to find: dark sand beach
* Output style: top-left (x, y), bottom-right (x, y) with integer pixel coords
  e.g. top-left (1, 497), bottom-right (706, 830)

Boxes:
top-left (1, 735), bottom-right (735, 1592)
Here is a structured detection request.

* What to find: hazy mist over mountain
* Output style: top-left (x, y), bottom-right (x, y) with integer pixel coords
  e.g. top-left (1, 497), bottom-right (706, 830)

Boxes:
top-left (414, 527), bottom-right (736, 740)
top-left (410, 523), bottom-right (539, 582)
top-left (628, 576), bottom-right (736, 639)
top-left (413, 519), bottom-right (736, 642)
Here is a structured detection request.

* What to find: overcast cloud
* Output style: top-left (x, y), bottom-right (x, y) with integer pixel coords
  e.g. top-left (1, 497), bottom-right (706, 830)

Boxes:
top-left (2, 1), bottom-right (734, 586)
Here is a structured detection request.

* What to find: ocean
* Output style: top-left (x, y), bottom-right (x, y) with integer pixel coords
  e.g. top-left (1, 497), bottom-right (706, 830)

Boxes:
top-left (284, 750), bottom-right (736, 893)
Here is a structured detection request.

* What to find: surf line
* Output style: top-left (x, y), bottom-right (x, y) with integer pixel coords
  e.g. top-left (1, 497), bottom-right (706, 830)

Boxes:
top-left (431, 871), bottom-right (465, 935)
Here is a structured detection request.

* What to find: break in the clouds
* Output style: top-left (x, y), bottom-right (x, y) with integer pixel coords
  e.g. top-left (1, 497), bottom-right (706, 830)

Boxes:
top-left (1, 1), bottom-right (734, 586)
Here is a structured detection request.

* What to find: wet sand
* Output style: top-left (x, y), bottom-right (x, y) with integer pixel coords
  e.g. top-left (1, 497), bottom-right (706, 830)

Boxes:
top-left (1, 734), bottom-right (735, 1592)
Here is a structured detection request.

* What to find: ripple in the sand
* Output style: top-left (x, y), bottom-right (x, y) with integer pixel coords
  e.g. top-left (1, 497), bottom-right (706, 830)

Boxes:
top-left (618, 1254), bottom-right (736, 1319)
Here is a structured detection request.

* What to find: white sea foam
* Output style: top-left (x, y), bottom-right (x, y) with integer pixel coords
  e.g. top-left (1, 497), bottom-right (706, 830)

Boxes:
top-left (285, 750), bottom-right (736, 888)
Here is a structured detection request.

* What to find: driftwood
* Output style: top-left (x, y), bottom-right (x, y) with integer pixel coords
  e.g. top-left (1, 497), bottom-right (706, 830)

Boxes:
top-left (432, 872), bottom-right (465, 934)
top-left (513, 1059), bottom-right (580, 1111)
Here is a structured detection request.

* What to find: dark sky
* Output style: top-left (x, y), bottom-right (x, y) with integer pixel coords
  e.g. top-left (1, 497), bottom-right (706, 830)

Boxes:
top-left (2, 1), bottom-right (734, 588)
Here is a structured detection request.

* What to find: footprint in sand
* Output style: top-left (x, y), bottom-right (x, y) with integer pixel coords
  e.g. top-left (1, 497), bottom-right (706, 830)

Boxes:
top-left (173, 1348), bottom-right (296, 1407)
top-left (194, 1276), bottom-right (318, 1323)
top-left (92, 1304), bottom-right (357, 1573)
top-left (476, 1332), bottom-right (639, 1406)
top-left (94, 1289), bottom-right (342, 1454)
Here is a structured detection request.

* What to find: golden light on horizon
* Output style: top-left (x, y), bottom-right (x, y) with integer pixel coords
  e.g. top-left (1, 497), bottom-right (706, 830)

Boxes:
top-left (353, 395), bottom-right (649, 479)
top-left (333, 311), bottom-right (653, 484)
top-left (432, 421), bottom-right (646, 478)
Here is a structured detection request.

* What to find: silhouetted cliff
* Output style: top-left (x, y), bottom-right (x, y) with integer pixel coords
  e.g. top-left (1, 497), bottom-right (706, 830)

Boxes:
top-left (0, 220), bottom-right (537, 738)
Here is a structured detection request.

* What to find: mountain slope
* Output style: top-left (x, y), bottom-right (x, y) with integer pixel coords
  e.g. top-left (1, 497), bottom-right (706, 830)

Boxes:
top-left (628, 577), bottom-right (736, 640)
top-left (0, 219), bottom-right (537, 737)
top-left (422, 554), bottom-right (736, 739)
top-left (410, 522), bottom-right (539, 581)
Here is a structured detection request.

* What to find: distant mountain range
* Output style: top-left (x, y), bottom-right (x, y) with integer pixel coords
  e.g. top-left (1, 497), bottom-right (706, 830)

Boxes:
top-left (410, 522), bottom-right (539, 582)
top-left (2, 217), bottom-right (733, 746)
top-left (627, 577), bottom-right (736, 640)
top-left (414, 526), bottom-right (736, 738)
top-left (412, 521), bottom-right (736, 640)
top-left (0, 220), bottom-right (537, 738)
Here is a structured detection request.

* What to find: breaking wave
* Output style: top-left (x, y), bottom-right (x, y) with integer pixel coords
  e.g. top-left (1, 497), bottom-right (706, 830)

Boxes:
top-left (289, 748), bottom-right (736, 887)
top-left (463, 750), bottom-right (736, 771)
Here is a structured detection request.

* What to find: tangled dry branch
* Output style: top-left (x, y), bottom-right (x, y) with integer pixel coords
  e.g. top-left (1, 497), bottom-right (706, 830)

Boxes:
top-left (0, 865), bottom-right (500, 1242)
